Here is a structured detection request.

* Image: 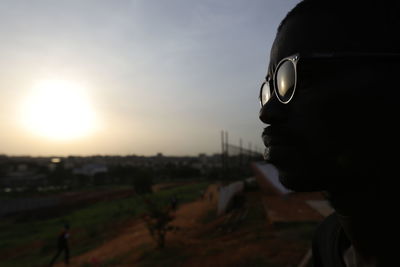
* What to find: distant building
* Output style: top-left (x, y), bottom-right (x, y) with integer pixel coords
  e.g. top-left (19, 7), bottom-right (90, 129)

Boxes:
top-left (73, 163), bottom-right (108, 177)
top-left (0, 172), bottom-right (47, 189)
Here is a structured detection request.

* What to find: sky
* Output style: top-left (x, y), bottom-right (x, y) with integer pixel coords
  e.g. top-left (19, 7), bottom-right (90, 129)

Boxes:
top-left (0, 0), bottom-right (300, 157)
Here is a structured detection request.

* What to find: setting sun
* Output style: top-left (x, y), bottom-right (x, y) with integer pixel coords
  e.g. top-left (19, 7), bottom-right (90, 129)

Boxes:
top-left (20, 79), bottom-right (97, 140)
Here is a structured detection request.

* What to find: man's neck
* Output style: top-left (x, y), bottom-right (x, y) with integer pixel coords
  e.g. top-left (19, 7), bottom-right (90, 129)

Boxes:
top-left (336, 212), bottom-right (378, 267)
top-left (325, 190), bottom-right (382, 267)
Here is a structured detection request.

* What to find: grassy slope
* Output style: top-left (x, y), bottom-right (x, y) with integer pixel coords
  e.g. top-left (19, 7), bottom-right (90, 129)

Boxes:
top-left (0, 182), bottom-right (208, 267)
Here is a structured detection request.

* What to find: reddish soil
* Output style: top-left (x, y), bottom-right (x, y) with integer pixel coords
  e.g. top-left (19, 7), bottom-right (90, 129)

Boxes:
top-left (54, 192), bottom-right (215, 266)
top-left (55, 186), bottom-right (317, 267)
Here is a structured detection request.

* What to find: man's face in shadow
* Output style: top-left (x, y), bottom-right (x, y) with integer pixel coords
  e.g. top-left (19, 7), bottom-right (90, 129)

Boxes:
top-left (260, 10), bottom-right (394, 192)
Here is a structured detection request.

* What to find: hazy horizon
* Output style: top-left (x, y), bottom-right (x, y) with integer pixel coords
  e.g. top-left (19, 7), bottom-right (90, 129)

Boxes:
top-left (0, 0), bottom-right (300, 156)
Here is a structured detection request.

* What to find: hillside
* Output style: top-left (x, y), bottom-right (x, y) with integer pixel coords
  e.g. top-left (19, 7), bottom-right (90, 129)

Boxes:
top-left (54, 186), bottom-right (318, 267)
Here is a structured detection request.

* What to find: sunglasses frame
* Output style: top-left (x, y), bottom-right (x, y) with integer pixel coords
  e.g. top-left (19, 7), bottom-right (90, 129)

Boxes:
top-left (259, 52), bottom-right (400, 107)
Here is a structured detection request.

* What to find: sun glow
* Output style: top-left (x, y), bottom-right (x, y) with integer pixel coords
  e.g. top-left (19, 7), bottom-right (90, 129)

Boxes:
top-left (20, 79), bottom-right (97, 140)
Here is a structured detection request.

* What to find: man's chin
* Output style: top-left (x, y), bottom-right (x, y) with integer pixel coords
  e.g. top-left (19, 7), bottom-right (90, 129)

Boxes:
top-left (277, 168), bottom-right (325, 192)
top-left (265, 146), bottom-right (328, 191)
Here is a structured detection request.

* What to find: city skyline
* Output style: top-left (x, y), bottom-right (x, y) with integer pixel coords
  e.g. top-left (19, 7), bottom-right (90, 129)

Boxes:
top-left (0, 0), bottom-right (300, 156)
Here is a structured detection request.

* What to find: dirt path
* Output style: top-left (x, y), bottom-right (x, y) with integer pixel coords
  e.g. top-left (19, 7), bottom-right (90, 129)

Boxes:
top-left (54, 219), bottom-right (149, 266)
top-left (53, 185), bottom-right (314, 267)
top-left (55, 195), bottom-right (215, 267)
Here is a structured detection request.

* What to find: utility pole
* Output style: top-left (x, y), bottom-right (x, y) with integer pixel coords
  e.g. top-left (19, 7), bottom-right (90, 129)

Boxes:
top-left (225, 131), bottom-right (229, 171)
top-left (221, 130), bottom-right (225, 169)
top-left (239, 138), bottom-right (243, 167)
top-left (225, 131), bottom-right (229, 157)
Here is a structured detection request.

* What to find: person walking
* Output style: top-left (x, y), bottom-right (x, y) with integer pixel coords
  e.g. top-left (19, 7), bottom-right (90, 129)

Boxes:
top-left (49, 223), bottom-right (70, 266)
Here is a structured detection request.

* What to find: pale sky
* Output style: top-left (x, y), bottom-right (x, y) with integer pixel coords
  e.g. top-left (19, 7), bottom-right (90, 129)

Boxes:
top-left (0, 0), bottom-right (300, 156)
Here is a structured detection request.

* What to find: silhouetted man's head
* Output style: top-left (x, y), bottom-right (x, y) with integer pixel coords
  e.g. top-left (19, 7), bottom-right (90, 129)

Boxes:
top-left (259, 1), bottom-right (400, 193)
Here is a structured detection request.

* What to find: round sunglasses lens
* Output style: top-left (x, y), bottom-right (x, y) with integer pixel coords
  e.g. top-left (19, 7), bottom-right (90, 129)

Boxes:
top-left (276, 60), bottom-right (295, 102)
top-left (261, 82), bottom-right (271, 106)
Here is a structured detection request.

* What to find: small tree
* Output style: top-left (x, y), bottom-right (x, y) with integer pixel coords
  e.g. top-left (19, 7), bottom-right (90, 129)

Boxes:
top-left (140, 197), bottom-right (175, 248)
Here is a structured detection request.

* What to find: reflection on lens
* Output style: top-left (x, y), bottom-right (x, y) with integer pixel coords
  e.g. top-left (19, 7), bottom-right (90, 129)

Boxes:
top-left (276, 60), bottom-right (295, 102)
top-left (261, 82), bottom-right (271, 106)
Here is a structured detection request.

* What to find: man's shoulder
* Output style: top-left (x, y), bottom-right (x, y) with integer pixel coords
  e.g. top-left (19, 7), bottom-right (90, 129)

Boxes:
top-left (312, 213), bottom-right (348, 267)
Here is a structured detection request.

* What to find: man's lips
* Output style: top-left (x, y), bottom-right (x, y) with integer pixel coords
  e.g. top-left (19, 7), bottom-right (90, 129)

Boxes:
top-left (262, 126), bottom-right (298, 163)
top-left (262, 134), bottom-right (288, 148)
top-left (262, 126), bottom-right (294, 148)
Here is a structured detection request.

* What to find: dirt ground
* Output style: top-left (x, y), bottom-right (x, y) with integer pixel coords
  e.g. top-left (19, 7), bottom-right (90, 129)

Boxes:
top-left (54, 189), bottom-right (215, 267)
top-left (55, 186), bottom-right (316, 267)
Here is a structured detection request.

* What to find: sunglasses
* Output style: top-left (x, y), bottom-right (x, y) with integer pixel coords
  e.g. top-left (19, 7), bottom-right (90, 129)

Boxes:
top-left (259, 52), bottom-right (400, 107)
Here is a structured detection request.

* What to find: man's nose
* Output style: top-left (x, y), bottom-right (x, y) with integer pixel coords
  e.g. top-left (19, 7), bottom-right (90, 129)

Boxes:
top-left (259, 94), bottom-right (288, 125)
